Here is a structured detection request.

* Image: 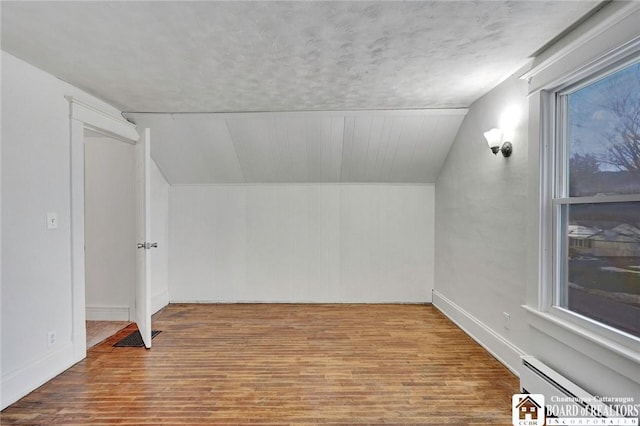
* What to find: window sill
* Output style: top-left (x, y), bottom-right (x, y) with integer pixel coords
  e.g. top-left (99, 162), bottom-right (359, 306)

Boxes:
top-left (522, 304), bottom-right (640, 383)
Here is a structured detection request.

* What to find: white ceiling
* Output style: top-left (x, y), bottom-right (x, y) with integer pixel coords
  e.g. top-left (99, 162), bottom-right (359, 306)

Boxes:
top-left (126, 110), bottom-right (466, 184)
top-left (1, 1), bottom-right (599, 113)
top-left (1, 1), bottom-right (601, 183)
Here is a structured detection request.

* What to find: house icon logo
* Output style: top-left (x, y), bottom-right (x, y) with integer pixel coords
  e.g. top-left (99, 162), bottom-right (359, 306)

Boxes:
top-left (512, 394), bottom-right (545, 426)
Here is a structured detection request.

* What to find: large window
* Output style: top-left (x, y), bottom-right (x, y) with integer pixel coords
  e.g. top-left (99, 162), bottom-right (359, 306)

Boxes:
top-left (552, 58), bottom-right (640, 340)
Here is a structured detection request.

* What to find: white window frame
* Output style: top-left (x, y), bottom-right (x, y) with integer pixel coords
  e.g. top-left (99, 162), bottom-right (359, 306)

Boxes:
top-left (545, 54), bottom-right (640, 349)
top-left (521, 1), bottom-right (640, 382)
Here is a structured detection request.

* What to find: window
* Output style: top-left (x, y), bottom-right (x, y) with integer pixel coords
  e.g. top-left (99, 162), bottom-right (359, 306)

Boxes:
top-left (552, 58), bottom-right (640, 340)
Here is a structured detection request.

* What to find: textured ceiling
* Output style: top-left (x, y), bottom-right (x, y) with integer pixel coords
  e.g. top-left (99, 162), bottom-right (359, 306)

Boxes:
top-left (1, 1), bottom-right (599, 113)
top-left (1, 1), bottom-right (601, 184)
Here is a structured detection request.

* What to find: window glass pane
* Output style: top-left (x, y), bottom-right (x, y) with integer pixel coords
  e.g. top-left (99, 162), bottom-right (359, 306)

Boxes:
top-left (560, 202), bottom-right (640, 338)
top-left (567, 60), bottom-right (640, 196)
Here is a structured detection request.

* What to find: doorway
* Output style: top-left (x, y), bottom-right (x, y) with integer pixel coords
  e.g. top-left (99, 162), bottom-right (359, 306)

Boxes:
top-left (68, 96), bottom-right (151, 361)
top-left (83, 130), bottom-right (136, 348)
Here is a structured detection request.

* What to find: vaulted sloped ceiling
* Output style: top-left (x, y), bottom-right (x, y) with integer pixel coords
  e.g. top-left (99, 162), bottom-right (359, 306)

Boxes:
top-left (1, 1), bottom-right (601, 184)
top-left (126, 110), bottom-right (466, 184)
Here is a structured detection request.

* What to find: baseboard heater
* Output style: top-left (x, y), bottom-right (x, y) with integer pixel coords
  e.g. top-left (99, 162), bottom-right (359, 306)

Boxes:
top-left (520, 356), bottom-right (628, 420)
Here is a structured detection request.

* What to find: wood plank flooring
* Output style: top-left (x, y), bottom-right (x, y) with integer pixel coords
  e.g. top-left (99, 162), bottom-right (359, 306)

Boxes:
top-left (1, 304), bottom-right (518, 425)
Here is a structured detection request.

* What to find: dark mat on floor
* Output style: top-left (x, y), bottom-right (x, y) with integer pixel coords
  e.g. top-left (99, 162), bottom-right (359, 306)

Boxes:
top-left (113, 330), bottom-right (161, 347)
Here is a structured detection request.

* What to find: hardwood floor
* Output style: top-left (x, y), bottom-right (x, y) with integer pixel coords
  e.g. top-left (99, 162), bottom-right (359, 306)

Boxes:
top-left (1, 304), bottom-right (518, 425)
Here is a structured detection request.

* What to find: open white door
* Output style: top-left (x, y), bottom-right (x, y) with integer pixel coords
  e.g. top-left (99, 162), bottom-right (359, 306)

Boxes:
top-left (135, 128), bottom-right (153, 348)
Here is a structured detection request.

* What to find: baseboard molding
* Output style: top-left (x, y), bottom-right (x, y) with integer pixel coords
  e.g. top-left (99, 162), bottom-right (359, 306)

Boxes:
top-left (151, 289), bottom-right (170, 314)
top-left (432, 290), bottom-right (525, 376)
top-left (1, 342), bottom-right (75, 410)
top-left (85, 305), bottom-right (130, 321)
top-left (169, 299), bottom-right (432, 304)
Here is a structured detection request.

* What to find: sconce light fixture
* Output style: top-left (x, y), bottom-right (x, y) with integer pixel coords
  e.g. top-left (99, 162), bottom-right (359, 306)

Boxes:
top-left (483, 128), bottom-right (513, 157)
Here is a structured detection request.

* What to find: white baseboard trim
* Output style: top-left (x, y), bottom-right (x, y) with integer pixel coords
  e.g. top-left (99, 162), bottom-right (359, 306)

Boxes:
top-left (168, 299), bottom-right (432, 304)
top-left (432, 290), bottom-right (525, 377)
top-left (1, 342), bottom-right (75, 410)
top-left (85, 305), bottom-right (130, 321)
top-left (151, 290), bottom-right (170, 314)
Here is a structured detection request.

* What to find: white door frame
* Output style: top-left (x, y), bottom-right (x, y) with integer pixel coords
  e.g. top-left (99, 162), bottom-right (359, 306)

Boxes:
top-left (68, 96), bottom-right (139, 362)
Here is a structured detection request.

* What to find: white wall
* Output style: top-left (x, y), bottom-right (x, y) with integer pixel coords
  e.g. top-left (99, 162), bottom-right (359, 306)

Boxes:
top-left (150, 159), bottom-right (170, 313)
top-left (434, 73), bottom-right (529, 372)
top-left (0, 51), bottom-right (131, 409)
top-left (434, 3), bottom-right (640, 399)
top-left (169, 184), bottom-right (434, 303)
top-left (84, 135), bottom-right (136, 320)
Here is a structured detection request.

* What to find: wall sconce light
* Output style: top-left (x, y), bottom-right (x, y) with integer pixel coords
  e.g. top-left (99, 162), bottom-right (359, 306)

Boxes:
top-left (483, 128), bottom-right (513, 157)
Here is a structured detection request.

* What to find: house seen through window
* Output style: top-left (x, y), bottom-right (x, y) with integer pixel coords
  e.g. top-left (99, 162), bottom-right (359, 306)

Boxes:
top-left (555, 58), bottom-right (640, 339)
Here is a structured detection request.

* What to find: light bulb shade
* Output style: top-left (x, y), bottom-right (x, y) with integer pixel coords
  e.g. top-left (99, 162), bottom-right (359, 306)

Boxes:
top-left (483, 128), bottom-right (503, 149)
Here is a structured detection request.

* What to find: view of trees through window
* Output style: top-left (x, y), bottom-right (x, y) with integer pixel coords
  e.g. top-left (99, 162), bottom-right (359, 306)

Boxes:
top-left (562, 60), bottom-right (640, 338)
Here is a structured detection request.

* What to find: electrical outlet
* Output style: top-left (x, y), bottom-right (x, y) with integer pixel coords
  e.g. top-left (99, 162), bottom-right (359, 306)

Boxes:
top-left (503, 312), bottom-right (511, 330)
top-left (47, 331), bottom-right (56, 347)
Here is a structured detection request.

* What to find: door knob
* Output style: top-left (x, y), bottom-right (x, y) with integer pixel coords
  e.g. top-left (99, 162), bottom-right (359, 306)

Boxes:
top-left (137, 242), bottom-right (158, 249)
